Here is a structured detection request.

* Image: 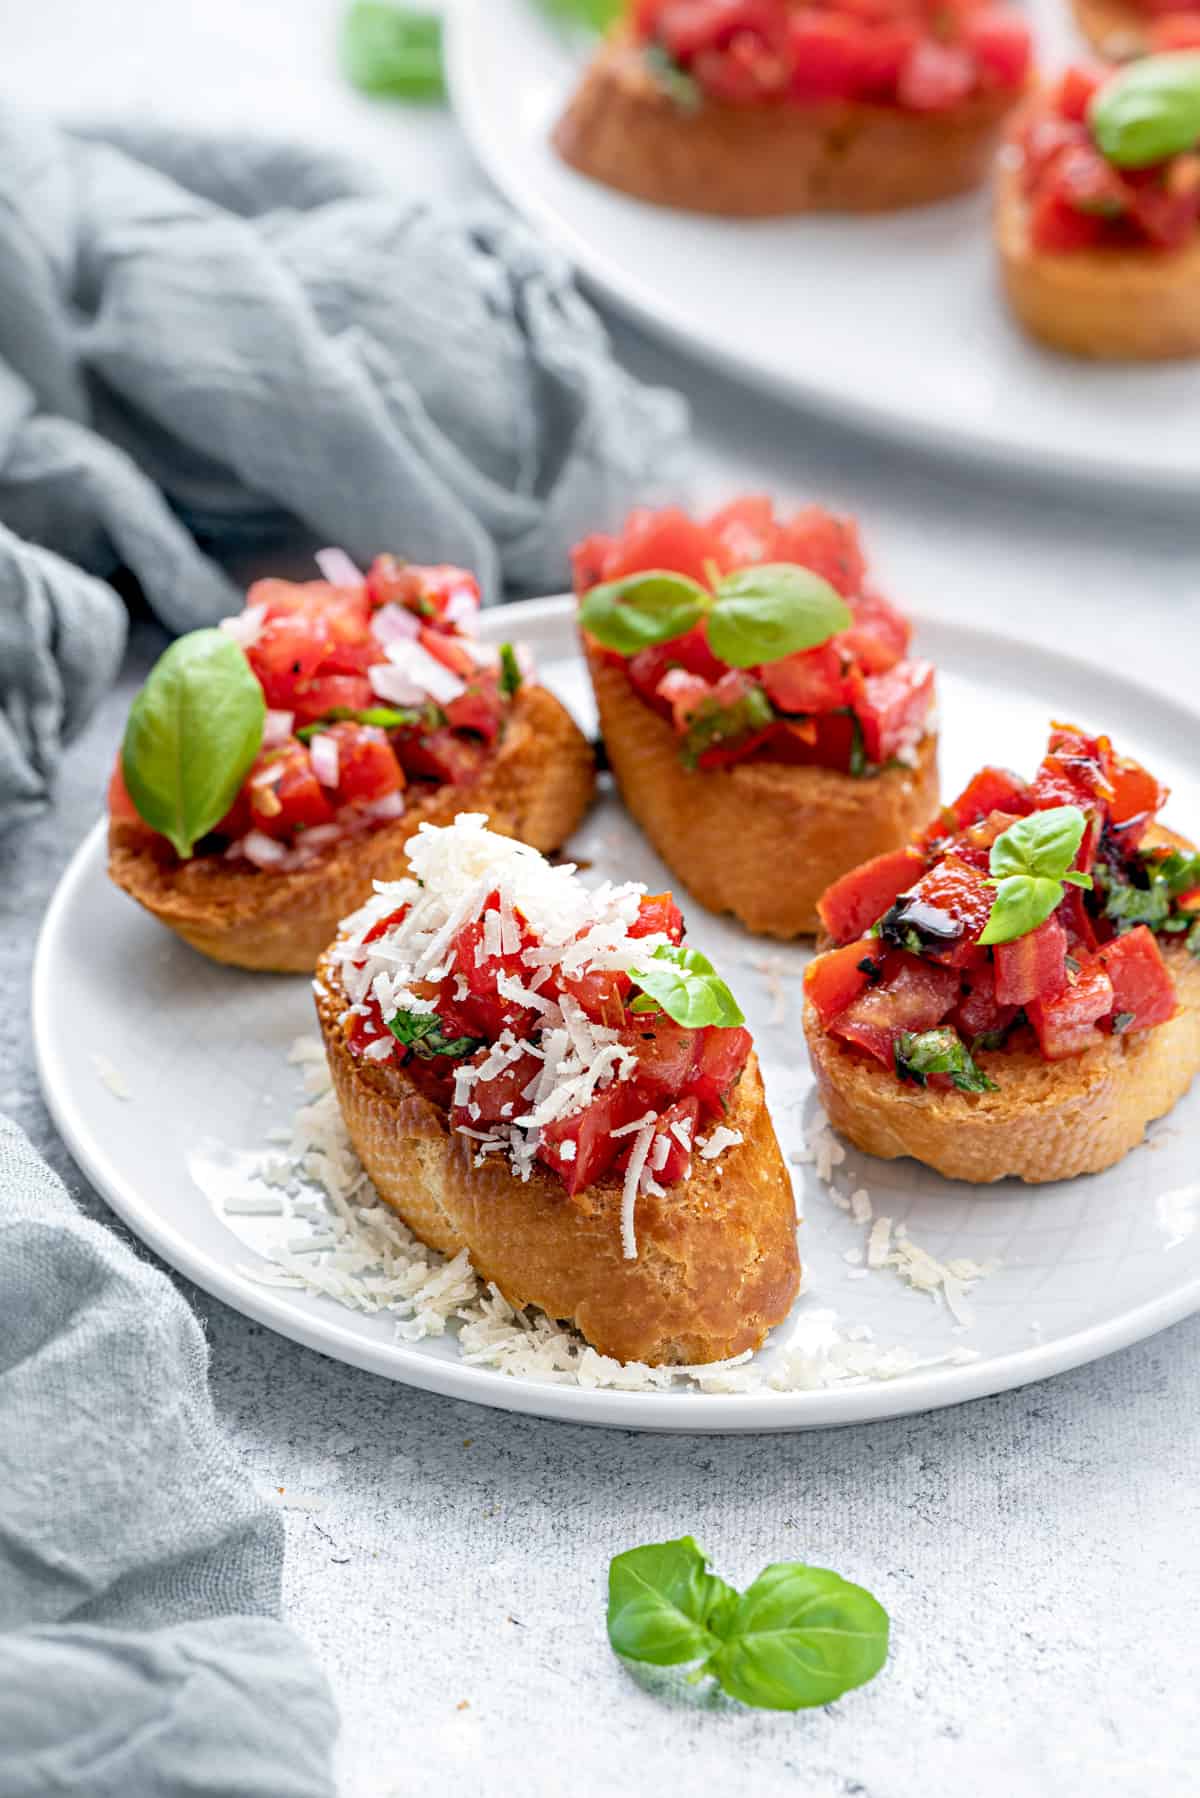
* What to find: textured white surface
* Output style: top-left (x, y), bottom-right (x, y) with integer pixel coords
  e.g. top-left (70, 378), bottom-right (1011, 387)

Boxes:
top-left (5, 2), bottom-right (1200, 1794)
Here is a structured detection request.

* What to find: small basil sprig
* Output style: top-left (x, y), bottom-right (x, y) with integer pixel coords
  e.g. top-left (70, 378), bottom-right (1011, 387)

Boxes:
top-left (499, 642), bottom-right (523, 698)
top-left (608, 1538), bottom-right (889, 1711)
top-left (629, 945), bottom-right (745, 1028)
top-left (580, 563), bottom-right (852, 669)
top-left (122, 630), bottom-right (265, 859)
top-left (1090, 53), bottom-right (1200, 170)
top-left (386, 1011), bottom-right (480, 1059)
top-left (340, 2), bottom-right (445, 100)
top-left (894, 1028), bottom-right (998, 1094)
top-left (1100, 845), bottom-right (1200, 934)
top-left (979, 806), bottom-right (1093, 947)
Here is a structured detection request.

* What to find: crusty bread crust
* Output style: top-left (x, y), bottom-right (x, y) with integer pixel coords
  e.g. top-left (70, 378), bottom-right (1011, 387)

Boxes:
top-left (554, 32), bottom-right (1022, 215)
top-left (586, 641), bottom-right (939, 938)
top-left (804, 937), bottom-right (1200, 1184)
top-left (996, 156), bottom-right (1200, 360)
top-left (314, 966), bottom-right (801, 1365)
top-left (107, 684), bottom-right (595, 974)
top-left (1068, 0), bottom-right (1148, 59)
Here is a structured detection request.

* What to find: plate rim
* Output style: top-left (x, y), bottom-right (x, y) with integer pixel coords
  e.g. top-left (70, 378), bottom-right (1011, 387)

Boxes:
top-left (33, 594), bottom-right (1200, 1433)
top-left (443, 0), bottom-right (1200, 500)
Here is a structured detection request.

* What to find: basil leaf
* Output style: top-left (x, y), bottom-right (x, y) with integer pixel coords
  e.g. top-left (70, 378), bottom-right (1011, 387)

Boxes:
top-left (340, 2), bottom-right (445, 100)
top-left (894, 1027), bottom-right (998, 1093)
top-left (989, 805), bottom-right (1087, 883)
top-left (707, 1564), bottom-right (890, 1712)
top-left (607, 1538), bottom-right (736, 1668)
top-left (122, 630), bottom-right (265, 860)
top-left (534, 0), bottom-right (621, 30)
top-left (978, 874), bottom-right (1066, 947)
top-left (386, 1011), bottom-right (480, 1059)
top-left (579, 571), bottom-right (710, 656)
top-left (499, 642), bottom-right (523, 697)
top-left (1090, 53), bottom-right (1200, 170)
top-left (707, 565), bottom-right (852, 669)
top-left (629, 945), bottom-right (745, 1029)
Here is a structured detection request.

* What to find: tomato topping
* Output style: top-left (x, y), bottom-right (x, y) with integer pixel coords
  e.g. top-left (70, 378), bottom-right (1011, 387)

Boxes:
top-left (992, 913), bottom-right (1068, 1007)
top-left (626, 626), bottom-right (727, 710)
top-left (649, 1097), bottom-right (703, 1182)
top-left (395, 726), bottom-right (487, 786)
top-left (835, 590), bottom-right (910, 675)
top-left (1055, 62), bottom-right (1106, 123)
top-left (1095, 928), bottom-right (1178, 1033)
top-left (691, 1024), bottom-right (753, 1115)
top-left (629, 892), bottom-right (687, 943)
top-left (760, 642), bottom-right (847, 713)
top-left (366, 558), bottom-right (481, 621)
top-left (108, 758), bottom-right (140, 823)
top-left (453, 1048), bottom-right (541, 1129)
top-left (804, 938), bottom-right (880, 1027)
top-left (1107, 755), bottom-right (1168, 844)
top-left (878, 853), bottom-right (993, 969)
top-left (818, 848), bottom-right (926, 945)
top-left (560, 967), bottom-right (634, 1029)
top-left (775, 507), bottom-right (866, 597)
top-left (897, 41), bottom-right (975, 111)
top-left (962, 6), bottom-right (1031, 89)
top-left (320, 722), bottom-right (405, 808)
top-left (828, 954), bottom-right (959, 1067)
top-left (951, 961), bottom-right (1019, 1046)
top-left (948, 765), bottom-right (1031, 831)
top-left (538, 1084), bottom-right (638, 1195)
top-left (707, 494), bottom-right (779, 568)
top-left (854, 659), bottom-right (935, 764)
top-left (1027, 961), bottom-right (1114, 1060)
top-left (631, 1013), bottom-right (701, 1104)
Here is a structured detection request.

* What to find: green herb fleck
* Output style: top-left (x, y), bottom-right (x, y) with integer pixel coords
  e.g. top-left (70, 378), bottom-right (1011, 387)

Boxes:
top-left (1111, 1011), bottom-right (1135, 1034)
top-left (498, 642), bottom-right (523, 698)
top-left (893, 1027), bottom-right (998, 1094)
top-left (385, 1011), bottom-right (480, 1059)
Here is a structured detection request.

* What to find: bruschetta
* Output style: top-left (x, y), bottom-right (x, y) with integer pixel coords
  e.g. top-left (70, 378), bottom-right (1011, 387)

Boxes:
top-left (108, 554), bottom-right (595, 972)
top-left (997, 58), bottom-right (1200, 359)
top-left (1068, 0), bottom-right (1200, 64)
top-left (314, 814), bottom-right (801, 1365)
top-left (553, 1), bottom-right (1033, 215)
top-left (804, 723), bottom-right (1200, 1183)
top-left (574, 497), bottom-right (939, 939)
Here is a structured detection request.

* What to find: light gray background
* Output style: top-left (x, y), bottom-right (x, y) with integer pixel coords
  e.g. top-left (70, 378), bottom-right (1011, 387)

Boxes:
top-left (5, 4), bottom-right (1200, 1794)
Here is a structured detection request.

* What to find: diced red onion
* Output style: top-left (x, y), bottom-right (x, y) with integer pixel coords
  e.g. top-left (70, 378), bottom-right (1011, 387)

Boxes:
top-left (295, 823), bottom-right (343, 850)
top-left (368, 663), bottom-right (426, 706)
top-left (371, 603), bottom-right (420, 648)
top-left (262, 708), bottom-right (294, 749)
top-left (363, 790), bottom-right (407, 822)
top-left (240, 831), bottom-right (288, 868)
top-left (459, 639), bottom-right (499, 670)
top-left (309, 732), bottom-right (340, 789)
top-left (315, 547), bottom-right (365, 589)
top-left (250, 760), bottom-right (286, 790)
top-left (218, 602), bottom-right (267, 649)
top-left (443, 589), bottom-right (480, 629)
top-left (383, 640), bottom-right (466, 704)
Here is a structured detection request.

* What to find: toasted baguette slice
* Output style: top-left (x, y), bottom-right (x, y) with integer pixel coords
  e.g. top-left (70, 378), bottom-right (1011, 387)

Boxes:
top-left (554, 31), bottom-right (1022, 215)
top-left (996, 157), bottom-right (1200, 359)
top-left (804, 936), bottom-right (1200, 1184)
top-left (586, 642), bottom-right (939, 938)
top-left (315, 970), bottom-right (801, 1366)
top-left (108, 685), bottom-right (595, 974)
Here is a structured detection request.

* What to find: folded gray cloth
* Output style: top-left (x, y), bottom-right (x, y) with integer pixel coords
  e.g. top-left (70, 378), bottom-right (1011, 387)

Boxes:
top-left (0, 104), bottom-right (688, 832)
top-left (0, 1116), bottom-right (337, 1796)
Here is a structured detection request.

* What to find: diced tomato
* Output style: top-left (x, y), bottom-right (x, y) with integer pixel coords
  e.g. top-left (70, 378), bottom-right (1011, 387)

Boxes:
top-left (835, 590), bottom-right (910, 675)
top-left (107, 758), bottom-right (140, 823)
top-left (591, 506), bottom-right (716, 588)
top-left (395, 727), bottom-right (486, 786)
top-left (897, 42), bottom-right (975, 112)
top-left (706, 494), bottom-right (779, 568)
top-left (445, 675), bottom-right (506, 744)
top-left (571, 533), bottom-right (616, 597)
top-left (627, 625), bottom-right (726, 709)
top-left (1151, 13), bottom-right (1200, 48)
top-left (322, 722), bottom-right (404, 808)
top-left (1055, 146), bottom-right (1131, 222)
top-left (245, 742), bottom-right (336, 840)
top-left (774, 508), bottom-right (866, 597)
top-left (962, 7), bottom-right (1031, 90)
top-left (450, 892), bottom-right (540, 1039)
top-left (948, 765), bottom-right (1030, 831)
top-left (787, 13), bottom-right (875, 101)
top-left (804, 938), bottom-right (880, 1027)
top-left (1095, 927), bottom-right (1177, 1033)
top-left (538, 1084), bottom-right (636, 1194)
top-left (247, 611), bottom-right (333, 712)
top-left (1027, 725), bottom-right (1113, 820)
top-left (1055, 62), bottom-right (1108, 123)
top-left (453, 1048), bottom-right (541, 1128)
top-left (690, 1024), bottom-right (753, 1115)
top-left (828, 953), bottom-right (959, 1068)
top-left (366, 557), bottom-right (481, 622)
top-left (658, 669), bottom-right (714, 731)
top-left (854, 659), bottom-right (935, 764)
top-left (671, 4), bottom-right (795, 101)
top-left (630, 893), bottom-right (686, 944)
top-left (1107, 754), bottom-right (1168, 847)
top-left (1027, 960), bottom-right (1114, 1059)
top-left (560, 967), bottom-right (633, 1030)
top-left (1127, 175), bottom-right (1199, 251)
top-left (760, 641), bottom-right (846, 714)
top-left (629, 1013), bottom-right (700, 1105)
top-left (648, 1096), bottom-right (703, 1184)
top-left (883, 853), bottom-right (994, 969)
top-left (951, 961), bottom-right (1019, 1046)
top-left (1019, 117), bottom-right (1091, 196)
top-left (289, 674), bottom-right (375, 728)
top-left (1057, 881), bottom-right (1100, 956)
top-left (817, 849), bottom-right (926, 946)
top-left (1029, 187), bottom-right (1110, 253)
top-left (419, 626), bottom-right (476, 681)
top-left (992, 913), bottom-right (1068, 1007)
top-left (361, 903), bottom-right (410, 947)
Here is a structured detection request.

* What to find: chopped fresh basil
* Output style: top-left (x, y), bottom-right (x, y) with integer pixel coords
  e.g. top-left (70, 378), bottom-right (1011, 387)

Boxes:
top-left (122, 630), bottom-right (265, 859)
top-left (972, 1023), bottom-right (1016, 1052)
top-left (498, 642), bottom-right (523, 697)
top-left (1100, 845), bottom-right (1200, 935)
top-left (845, 709), bottom-right (869, 779)
top-left (979, 805), bottom-right (1092, 947)
top-left (340, 2), bottom-right (445, 100)
top-left (607, 1538), bottom-right (889, 1711)
top-left (296, 704), bottom-right (423, 743)
top-left (629, 945), bottom-right (744, 1029)
top-left (894, 1027), bottom-right (998, 1094)
top-left (643, 43), bottom-right (702, 112)
top-left (680, 681), bottom-right (772, 770)
top-left (385, 1011), bottom-right (480, 1059)
top-left (1112, 1011), bottom-right (1136, 1034)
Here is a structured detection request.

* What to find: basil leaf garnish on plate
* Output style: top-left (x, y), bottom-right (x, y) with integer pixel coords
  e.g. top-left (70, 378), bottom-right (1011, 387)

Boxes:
top-left (706, 564), bottom-right (852, 670)
top-left (979, 805), bottom-right (1093, 947)
top-left (629, 945), bottom-right (745, 1028)
top-left (894, 1027), bottom-right (998, 1093)
top-left (608, 1539), bottom-right (890, 1712)
top-left (1090, 53), bottom-right (1200, 170)
top-left (579, 571), bottom-right (709, 656)
top-left (121, 630), bottom-right (265, 860)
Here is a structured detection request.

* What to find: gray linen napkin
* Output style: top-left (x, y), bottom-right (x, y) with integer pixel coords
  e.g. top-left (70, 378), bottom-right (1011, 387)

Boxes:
top-left (0, 104), bottom-right (688, 832)
top-left (0, 1115), bottom-right (337, 1796)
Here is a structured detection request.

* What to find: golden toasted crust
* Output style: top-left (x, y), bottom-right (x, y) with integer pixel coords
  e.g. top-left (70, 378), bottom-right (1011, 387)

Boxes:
top-left (1068, 0), bottom-right (1148, 59)
top-left (996, 155), bottom-right (1200, 360)
top-left (586, 641), bottom-right (939, 938)
top-left (804, 936), bottom-right (1200, 1184)
top-left (107, 685), bottom-right (595, 973)
top-left (554, 32), bottom-right (1022, 215)
top-left (314, 967), bottom-right (801, 1365)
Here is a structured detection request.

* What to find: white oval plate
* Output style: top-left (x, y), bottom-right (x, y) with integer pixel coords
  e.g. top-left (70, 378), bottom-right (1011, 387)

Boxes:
top-left (446, 0), bottom-right (1200, 496)
top-left (34, 596), bottom-right (1200, 1431)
